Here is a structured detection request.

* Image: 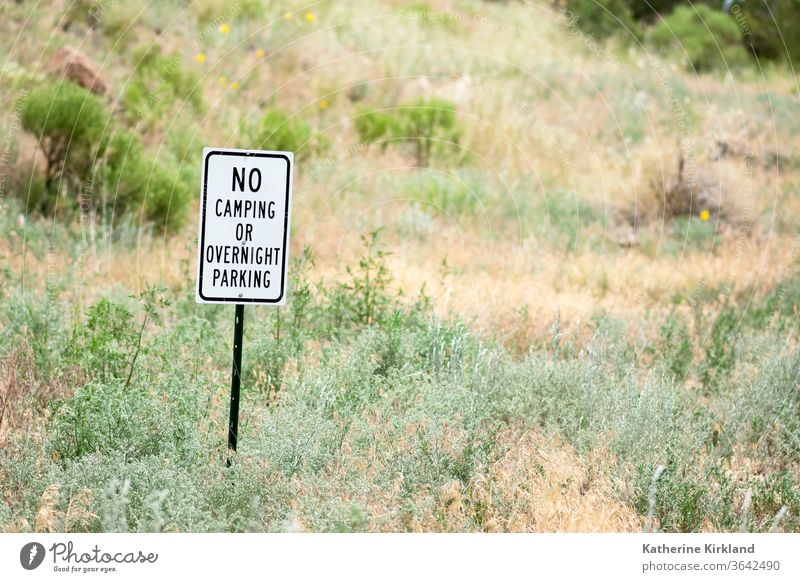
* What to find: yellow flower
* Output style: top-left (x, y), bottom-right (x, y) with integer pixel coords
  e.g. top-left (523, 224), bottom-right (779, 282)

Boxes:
top-left (283, 11), bottom-right (293, 20)
top-left (304, 11), bottom-right (314, 23)
top-left (255, 48), bottom-right (265, 58)
top-left (219, 75), bottom-right (228, 86)
top-left (195, 53), bottom-right (206, 64)
top-left (230, 81), bottom-right (239, 90)
top-left (219, 23), bottom-right (230, 34)
top-left (700, 209), bottom-right (710, 222)
top-left (319, 99), bottom-right (329, 110)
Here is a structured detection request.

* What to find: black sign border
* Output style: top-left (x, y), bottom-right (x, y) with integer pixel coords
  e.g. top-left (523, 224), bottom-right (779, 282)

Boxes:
top-left (198, 150), bottom-right (292, 304)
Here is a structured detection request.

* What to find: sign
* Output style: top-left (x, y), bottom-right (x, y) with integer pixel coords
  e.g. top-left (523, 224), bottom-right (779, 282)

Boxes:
top-left (196, 147), bottom-right (293, 305)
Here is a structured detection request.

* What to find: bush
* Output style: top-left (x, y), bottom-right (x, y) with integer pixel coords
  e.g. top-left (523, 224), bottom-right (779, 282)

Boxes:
top-left (247, 109), bottom-right (328, 160)
top-left (98, 131), bottom-right (193, 230)
top-left (625, 1), bottom-right (718, 23)
top-left (355, 98), bottom-right (461, 167)
top-left (122, 49), bottom-right (203, 123)
top-left (733, 0), bottom-right (800, 64)
top-left (17, 82), bottom-right (190, 230)
top-left (699, 307), bottom-right (739, 390)
top-left (66, 299), bottom-right (136, 383)
top-left (20, 81), bottom-right (107, 192)
top-left (563, 0), bottom-right (641, 39)
top-left (656, 312), bottom-right (693, 382)
top-left (648, 4), bottom-right (749, 72)
top-left (66, 287), bottom-right (169, 385)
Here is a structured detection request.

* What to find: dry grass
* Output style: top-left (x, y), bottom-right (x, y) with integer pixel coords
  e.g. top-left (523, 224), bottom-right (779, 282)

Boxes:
top-left (34, 483), bottom-right (62, 533)
top-left (470, 431), bottom-right (641, 532)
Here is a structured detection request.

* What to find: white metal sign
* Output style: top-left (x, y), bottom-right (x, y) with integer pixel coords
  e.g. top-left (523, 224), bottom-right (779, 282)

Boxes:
top-left (196, 148), bottom-right (293, 305)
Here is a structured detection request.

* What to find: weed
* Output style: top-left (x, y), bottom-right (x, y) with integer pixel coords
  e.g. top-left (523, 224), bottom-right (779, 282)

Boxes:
top-left (356, 98), bottom-right (461, 167)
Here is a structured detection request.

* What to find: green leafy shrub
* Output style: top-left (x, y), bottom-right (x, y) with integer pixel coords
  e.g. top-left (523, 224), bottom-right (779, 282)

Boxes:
top-left (192, 0), bottom-right (265, 26)
top-left (67, 299), bottom-right (136, 382)
top-left (656, 313), bottom-right (693, 382)
top-left (355, 98), bottom-right (462, 167)
top-left (648, 4), bottom-right (749, 72)
top-left (123, 49), bottom-right (203, 123)
top-left (20, 81), bottom-right (107, 192)
top-left (353, 108), bottom-right (396, 145)
top-left (699, 307), bottom-right (739, 390)
top-left (625, 1), bottom-right (717, 22)
top-left (17, 82), bottom-right (191, 230)
top-left (326, 229), bottom-right (399, 329)
top-left (99, 131), bottom-right (193, 230)
top-left (247, 109), bottom-right (328, 160)
top-left (66, 287), bottom-right (169, 385)
top-left (563, 0), bottom-right (641, 39)
top-left (733, 0), bottom-right (800, 63)
top-left (636, 464), bottom-right (710, 532)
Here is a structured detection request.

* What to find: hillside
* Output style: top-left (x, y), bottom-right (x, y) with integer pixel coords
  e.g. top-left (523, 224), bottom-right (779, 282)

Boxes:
top-left (1, 0), bottom-right (799, 532)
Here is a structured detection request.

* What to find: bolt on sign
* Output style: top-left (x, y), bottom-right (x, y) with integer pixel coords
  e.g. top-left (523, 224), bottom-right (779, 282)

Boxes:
top-left (196, 147), bottom-right (293, 304)
top-left (195, 147), bottom-right (294, 466)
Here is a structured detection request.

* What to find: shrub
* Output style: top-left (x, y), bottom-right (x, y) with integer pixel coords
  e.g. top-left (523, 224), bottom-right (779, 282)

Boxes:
top-left (123, 49), bottom-right (203, 123)
top-left (699, 307), bottom-right (739, 390)
top-left (247, 109), bottom-right (327, 160)
top-left (341, 228), bottom-right (395, 327)
top-left (20, 81), bottom-right (107, 193)
top-left (17, 82), bottom-right (190, 230)
top-left (99, 131), bottom-right (193, 230)
top-left (648, 4), bottom-right (749, 72)
top-left (355, 98), bottom-right (462, 167)
top-left (65, 287), bottom-right (169, 385)
top-left (625, 1), bottom-right (718, 23)
top-left (733, 0), bottom-right (800, 63)
top-left (66, 299), bottom-right (136, 383)
top-left (353, 108), bottom-right (396, 146)
top-left (563, 0), bottom-right (641, 40)
top-left (192, 0), bottom-right (265, 26)
top-left (657, 313), bottom-right (693, 382)
top-left (142, 158), bottom-right (192, 230)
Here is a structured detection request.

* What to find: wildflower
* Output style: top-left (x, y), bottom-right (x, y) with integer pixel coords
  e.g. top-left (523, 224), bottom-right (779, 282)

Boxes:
top-left (219, 75), bottom-right (228, 86)
top-left (255, 48), bottom-right (265, 58)
top-left (304, 11), bottom-right (314, 23)
top-left (195, 53), bottom-right (206, 64)
top-left (700, 209), bottom-right (710, 222)
top-left (231, 81), bottom-right (239, 90)
top-left (219, 23), bottom-right (231, 34)
top-left (319, 99), bottom-right (329, 110)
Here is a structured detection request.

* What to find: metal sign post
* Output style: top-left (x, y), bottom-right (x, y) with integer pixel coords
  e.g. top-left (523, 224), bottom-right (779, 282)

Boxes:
top-left (226, 304), bottom-right (245, 467)
top-left (195, 147), bottom-right (294, 466)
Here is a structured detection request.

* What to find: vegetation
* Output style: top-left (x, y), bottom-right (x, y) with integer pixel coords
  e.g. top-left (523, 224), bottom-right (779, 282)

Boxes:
top-left (16, 82), bottom-right (193, 230)
top-left (563, 0), bottom-right (641, 40)
top-left (246, 108), bottom-right (328, 161)
top-left (355, 98), bottom-right (461, 167)
top-left (20, 82), bottom-right (107, 193)
top-left (122, 49), bottom-right (204, 124)
top-left (1, 228), bottom-right (799, 532)
top-left (648, 4), bottom-right (749, 72)
top-left (565, 0), bottom-right (799, 69)
top-left (734, 0), bottom-right (800, 63)
top-left (0, 0), bottom-right (798, 533)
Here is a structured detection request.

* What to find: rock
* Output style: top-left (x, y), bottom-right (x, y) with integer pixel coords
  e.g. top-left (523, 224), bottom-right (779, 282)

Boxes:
top-left (51, 47), bottom-right (107, 95)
